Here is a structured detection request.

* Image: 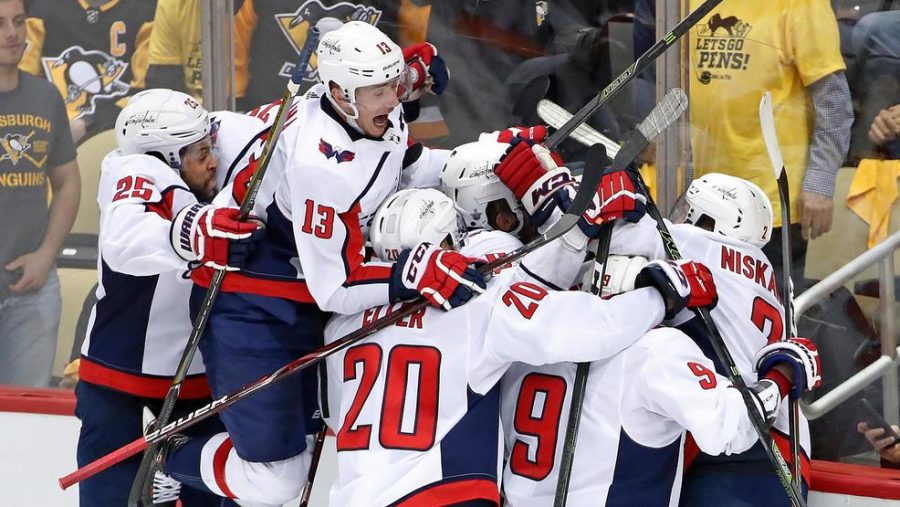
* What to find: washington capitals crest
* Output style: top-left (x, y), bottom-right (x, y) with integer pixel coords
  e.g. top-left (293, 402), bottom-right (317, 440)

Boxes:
top-left (319, 139), bottom-right (355, 163)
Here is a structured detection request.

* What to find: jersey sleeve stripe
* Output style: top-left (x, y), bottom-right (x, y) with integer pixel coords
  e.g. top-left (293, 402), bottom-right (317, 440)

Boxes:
top-left (520, 264), bottom-right (565, 291)
top-left (144, 185), bottom-right (182, 220)
top-left (339, 203), bottom-right (392, 287)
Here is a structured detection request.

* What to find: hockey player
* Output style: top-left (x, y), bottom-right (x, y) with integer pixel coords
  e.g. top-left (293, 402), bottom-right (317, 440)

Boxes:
top-left (321, 187), bottom-right (719, 506)
top-left (161, 22), bottom-right (483, 506)
top-left (500, 319), bottom-right (820, 506)
top-left (500, 171), bottom-right (821, 505)
top-left (75, 89), bottom-right (263, 506)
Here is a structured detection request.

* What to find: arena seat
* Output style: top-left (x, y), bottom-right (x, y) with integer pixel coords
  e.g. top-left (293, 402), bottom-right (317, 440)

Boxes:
top-left (70, 129), bottom-right (116, 236)
top-left (53, 268), bottom-right (97, 382)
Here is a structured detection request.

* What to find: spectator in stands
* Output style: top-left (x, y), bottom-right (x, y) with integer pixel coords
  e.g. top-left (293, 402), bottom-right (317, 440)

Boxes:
top-left (19, 0), bottom-right (155, 143)
top-left (868, 104), bottom-right (900, 159)
top-left (859, 421), bottom-right (900, 468)
top-left (687, 0), bottom-right (853, 284)
top-left (848, 9), bottom-right (900, 161)
top-left (145, 0), bottom-right (249, 105)
top-left (235, 0), bottom-right (407, 108)
top-left (410, 0), bottom-right (544, 148)
top-left (0, 0), bottom-right (80, 387)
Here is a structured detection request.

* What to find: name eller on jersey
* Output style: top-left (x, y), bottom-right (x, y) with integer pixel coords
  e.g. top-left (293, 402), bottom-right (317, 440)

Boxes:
top-left (362, 302), bottom-right (427, 330)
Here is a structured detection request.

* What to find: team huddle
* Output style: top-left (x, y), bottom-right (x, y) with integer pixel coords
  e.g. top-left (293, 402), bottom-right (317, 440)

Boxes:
top-left (76, 22), bottom-right (822, 507)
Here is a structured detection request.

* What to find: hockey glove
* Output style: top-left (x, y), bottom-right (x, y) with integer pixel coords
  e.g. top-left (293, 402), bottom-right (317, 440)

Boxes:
top-left (634, 259), bottom-right (717, 319)
top-left (754, 337), bottom-right (821, 399)
top-left (594, 255), bottom-right (649, 298)
top-left (577, 167), bottom-right (648, 238)
top-left (170, 204), bottom-right (264, 271)
top-left (400, 42), bottom-right (449, 101)
top-left (479, 125), bottom-right (550, 144)
top-left (390, 242), bottom-right (486, 310)
top-left (746, 378), bottom-right (783, 427)
top-left (494, 140), bottom-right (573, 228)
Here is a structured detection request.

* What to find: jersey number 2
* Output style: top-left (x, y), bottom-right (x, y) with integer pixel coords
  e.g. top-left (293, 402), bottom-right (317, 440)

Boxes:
top-left (337, 344), bottom-right (440, 452)
top-left (509, 373), bottom-right (567, 480)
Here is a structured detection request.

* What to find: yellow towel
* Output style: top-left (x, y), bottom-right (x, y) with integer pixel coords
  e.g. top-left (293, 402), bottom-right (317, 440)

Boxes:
top-left (846, 159), bottom-right (900, 248)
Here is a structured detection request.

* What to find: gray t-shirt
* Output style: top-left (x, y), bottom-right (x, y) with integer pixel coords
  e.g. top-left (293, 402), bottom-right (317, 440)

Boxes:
top-left (0, 71), bottom-right (76, 270)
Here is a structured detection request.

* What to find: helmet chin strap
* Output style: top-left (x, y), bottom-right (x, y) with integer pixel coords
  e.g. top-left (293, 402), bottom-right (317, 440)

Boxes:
top-left (327, 90), bottom-right (363, 131)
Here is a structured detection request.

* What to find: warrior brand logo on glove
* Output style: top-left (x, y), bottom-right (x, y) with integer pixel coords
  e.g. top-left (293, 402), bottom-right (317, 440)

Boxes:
top-left (178, 204), bottom-right (203, 254)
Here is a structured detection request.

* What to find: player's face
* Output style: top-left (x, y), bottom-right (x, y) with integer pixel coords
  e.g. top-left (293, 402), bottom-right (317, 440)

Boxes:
top-left (180, 137), bottom-right (218, 202)
top-left (354, 78), bottom-right (401, 137)
top-left (0, 0), bottom-right (26, 68)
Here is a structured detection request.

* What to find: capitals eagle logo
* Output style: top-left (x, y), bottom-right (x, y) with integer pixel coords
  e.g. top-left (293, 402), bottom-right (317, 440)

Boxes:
top-left (319, 139), bottom-right (355, 163)
top-left (274, 0), bottom-right (383, 81)
top-left (41, 46), bottom-right (129, 120)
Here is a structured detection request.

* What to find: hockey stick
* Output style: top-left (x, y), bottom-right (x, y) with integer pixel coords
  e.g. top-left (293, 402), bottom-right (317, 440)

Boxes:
top-left (554, 88), bottom-right (688, 507)
top-left (126, 28), bottom-right (320, 506)
top-left (298, 428), bottom-right (328, 507)
top-left (59, 152), bottom-right (606, 490)
top-left (511, 76), bottom-right (550, 126)
top-left (759, 91), bottom-right (803, 491)
top-left (631, 175), bottom-right (806, 506)
top-left (543, 0), bottom-right (724, 150)
top-left (537, 98), bottom-right (621, 158)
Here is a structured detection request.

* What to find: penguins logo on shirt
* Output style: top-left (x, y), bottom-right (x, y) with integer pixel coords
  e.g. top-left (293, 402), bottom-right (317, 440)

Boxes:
top-left (41, 46), bottom-right (129, 119)
top-left (0, 131), bottom-right (46, 168)
top-left (275, 0), bottom-right (384, 81)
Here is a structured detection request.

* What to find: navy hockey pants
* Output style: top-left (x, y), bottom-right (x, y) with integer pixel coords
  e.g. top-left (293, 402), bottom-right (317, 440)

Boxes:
top-left (75, 380), bottom-right (225, 507)
top-left (190, 288), bottom-right (325, 462)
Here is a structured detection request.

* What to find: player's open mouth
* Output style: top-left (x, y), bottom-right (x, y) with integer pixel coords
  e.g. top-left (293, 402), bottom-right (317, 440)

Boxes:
top-left (373, 114), bottom-right (389, 128)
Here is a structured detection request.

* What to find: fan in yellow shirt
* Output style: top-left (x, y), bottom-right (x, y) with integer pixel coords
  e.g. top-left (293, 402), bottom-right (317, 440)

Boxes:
top-left (688, 0), bottom-right (852, 282)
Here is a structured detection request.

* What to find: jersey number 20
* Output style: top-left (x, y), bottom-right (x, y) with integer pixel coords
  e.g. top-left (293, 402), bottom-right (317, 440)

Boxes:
top-left (337, 343), bottom-right (440, 452)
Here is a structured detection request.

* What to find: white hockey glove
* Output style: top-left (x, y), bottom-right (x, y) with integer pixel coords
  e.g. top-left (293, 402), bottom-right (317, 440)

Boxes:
top-left (585, 255), bottom-right (649, 298)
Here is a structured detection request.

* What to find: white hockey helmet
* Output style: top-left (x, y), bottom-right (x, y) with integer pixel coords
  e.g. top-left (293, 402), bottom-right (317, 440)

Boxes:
top-left (440, 141), bottom-right (525, 234)
top-left (671, 173), bottom-right (774, 247)
top-left (316, 21), bottom-right (404, 119)
top-left (370, 188), bottom-right (466, 261)
top-left (115, 88), bottom-right (210, 169)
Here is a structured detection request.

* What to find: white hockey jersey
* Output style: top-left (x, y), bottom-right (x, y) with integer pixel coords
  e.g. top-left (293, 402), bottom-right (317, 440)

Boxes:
top-left (321, 238), bottom-right (669, 506)
top-left (81, 151), bottom-right (209, 399)
top-left (610, 217), bottom-right (811, 467)
top-left (193, 85), bottom-right (450, 314)
top-left (501, 327), bottom-right (762, 506)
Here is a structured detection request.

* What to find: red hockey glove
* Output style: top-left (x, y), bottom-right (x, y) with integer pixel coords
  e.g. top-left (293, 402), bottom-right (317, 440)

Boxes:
top-left (577, 167), bottom-right (648, 238)
top-left (399, 42), bottom-right (449, 101)
top-left (171, 204), bottom-right (264, 271)
top-left (389, 242), bottom-right (486, 310)
top-left (479, 125), bottom-right (550, 144)
top-left (754, 336), bottom-right (821, 399)
top-left (493, 140), bottom-right (572, 227)
top-left (634, 259), bottom-right (717, 319)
